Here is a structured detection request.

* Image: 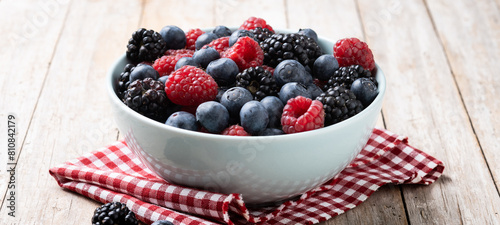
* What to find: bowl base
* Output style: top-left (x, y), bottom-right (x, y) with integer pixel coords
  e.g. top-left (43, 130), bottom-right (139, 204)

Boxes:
top-left (245, 195), bottom-right (301, 208)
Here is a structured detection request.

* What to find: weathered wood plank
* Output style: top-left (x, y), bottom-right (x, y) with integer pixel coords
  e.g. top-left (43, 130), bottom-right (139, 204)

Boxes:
top-left (425, 0), bottom-right (500, 193)
top-left (0, 0), bottom-right (70, 206)
top-left (286, 1), bottom-right (407, 224)
top-left (141, 0), bottom-right (215, 32)
top-left (358, 0), bottom-right (500, 224)
top-left (214, 0), bottom-right (287, 28)
top-left (0, 0), bottom-right (142, 224)
top-left (286, 0), bottom-right (364, 40)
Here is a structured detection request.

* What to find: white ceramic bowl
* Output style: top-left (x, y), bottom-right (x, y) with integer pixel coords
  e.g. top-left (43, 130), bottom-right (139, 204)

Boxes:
top-left (106, 28), bottom-right (386, 204)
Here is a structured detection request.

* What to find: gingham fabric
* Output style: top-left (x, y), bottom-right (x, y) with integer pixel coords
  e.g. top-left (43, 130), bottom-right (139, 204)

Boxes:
top-left (49, 128), bottom-right (444, 225)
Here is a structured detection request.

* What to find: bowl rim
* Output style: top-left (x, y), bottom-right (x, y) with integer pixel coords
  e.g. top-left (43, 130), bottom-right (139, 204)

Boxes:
top-left (106, 28), bottom-right (386, 141)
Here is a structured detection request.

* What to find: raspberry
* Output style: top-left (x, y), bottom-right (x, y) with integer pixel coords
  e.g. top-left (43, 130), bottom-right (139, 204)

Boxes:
top-left (333, 38), bottom-right (375, 71)
top-left (164, 49), bottom-right (195, 56)
top-left (165, 65), bottom-right (218, 106)
top-left (202, 36), bottom-right (230, 54)
top-left (222, 36), bottom-right (264, 71)
top-left (239, 17), bottom-right (274, 33)
top-left (261, 65), bottom-right (275, 74)
top-left (185, 28), bottom-right (205, 50)
top-left (153, 53), bottom-right (193, 77)
top-left (313, 78), bottom-right (328, 90)
top-left (221, 125), bottom-right (250, 136)
top-left (281, 96), bottom-right (324, 134)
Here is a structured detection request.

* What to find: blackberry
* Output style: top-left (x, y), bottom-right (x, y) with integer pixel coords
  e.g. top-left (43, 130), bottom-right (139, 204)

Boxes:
top-left (325, 65), bottom-right (377, 90)
top-left (123, 78), bottom-right (170, 122)
top-left (117, 63), bottom-right (136, 99)
top-left (260, 33), bottom-right (323, 68)
top-left (235, 66), bottom-right (278, 100)
top-left (126, 28), bottom-right (167, 63)
top-left (92, 202), bottom-right (138, 225)
top-left (316, 86), bottom-right (364, 126)
top-left (250, 27), bottom-right (274, 44)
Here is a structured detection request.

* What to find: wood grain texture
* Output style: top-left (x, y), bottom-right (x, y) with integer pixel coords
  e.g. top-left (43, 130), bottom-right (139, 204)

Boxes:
top-left (425, 0), bottom-right (500, 192)
top-left (286, 1), bottom-right (407, 224)
top-left (358, 0), bottom-right (500, 224)
top-left (214, 0), bottom-right (287, 29)
top-left (1, 0), bottom-right (498, 224)
top-left (0, 0), bottom-right (70, 205)
top-left (141, 0), bottom-right (215, 32)
top-left (0, 0), bottom-right (141, 224)
top-left (286, 0), bottom-right (364, 40)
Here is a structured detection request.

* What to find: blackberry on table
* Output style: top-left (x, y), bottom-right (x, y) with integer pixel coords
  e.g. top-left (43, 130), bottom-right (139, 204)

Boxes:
top-left (92, 202), bottom-right (138, 225)
top-left (316, 86), bottom-right (364, 126)
top-left (260, 33), bottom-right (323, 68)
top-left (325, 65), bottom-right (376, 90)
top-left (126, 28), bottom-right (167, 63)
top-left (123, 77), bottom-right (170, 122)
top-left (235, 66), bottom-right (278, 100)
top-left (117, 63), bottom-right (136, 99)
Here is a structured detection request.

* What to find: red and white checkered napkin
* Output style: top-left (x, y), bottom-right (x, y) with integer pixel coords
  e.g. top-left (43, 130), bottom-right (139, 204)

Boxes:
top-left (49, 128), bottom-right (444, 225)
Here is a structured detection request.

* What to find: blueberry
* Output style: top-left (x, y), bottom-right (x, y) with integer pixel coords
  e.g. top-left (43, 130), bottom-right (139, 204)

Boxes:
top-left (158, 75), bottom-right (169, 85)
top-left (212, 25), bottom-right (232, 37)
top-left (260, 96), bottom-right (284, 128)
top-left (258, 128), bottom-right (285, 136)
top-left (159, 25), bottom-right (186, 50)
top-left (240, 101), bottom-right (269, 135)
top-left (305, 65), bottom-right (313, 75)
top-left (216, 86), bottom-right (230, 102)
top-left (192, 47), bottom-right (220, 69)
top-left (196, 101), bottom-right (230, 133)
top-left (175, 57), bottom-right (200, 71)
top-left (206, 58), bottom-right (239, 86)
top-left (298, 28), bottom-right (318, 43)
top-left (151, 220), bottom-right (174, 225)
top-left (229, 29), bottom-right (256, 47)
top-left (129, 64), bottom-right (159, 82)
top-left (350, 78), bottom-right (378, 107)
top-left (306, 83), bottom-right (324, 99)
top-left (278, 82), bottom-right (312, 104)
top-left (165, 104), bottom-right (183, 121)
top-left (220, 87), bottom-right (253, 118)
top-left (165, 111), bottom-right (198, 131)
top-left (274, 60), bottom-right (313, 86)
top-left (313, 55), bottom-right (339, 81)
top-left (195, 32), bottom-right (219, 50)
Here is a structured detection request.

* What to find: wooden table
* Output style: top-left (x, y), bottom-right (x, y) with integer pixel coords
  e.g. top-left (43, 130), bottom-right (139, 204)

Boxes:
top-left (1, 0), bottom-right (499, 224)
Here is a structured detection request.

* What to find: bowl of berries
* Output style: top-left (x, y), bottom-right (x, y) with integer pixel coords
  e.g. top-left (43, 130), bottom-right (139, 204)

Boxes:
top-left (107, 17), bottom-right (385, 204)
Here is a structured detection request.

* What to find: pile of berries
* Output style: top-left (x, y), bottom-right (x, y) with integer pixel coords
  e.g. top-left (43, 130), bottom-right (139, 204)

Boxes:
top-left (118, 17), bottom-right (379, 136)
